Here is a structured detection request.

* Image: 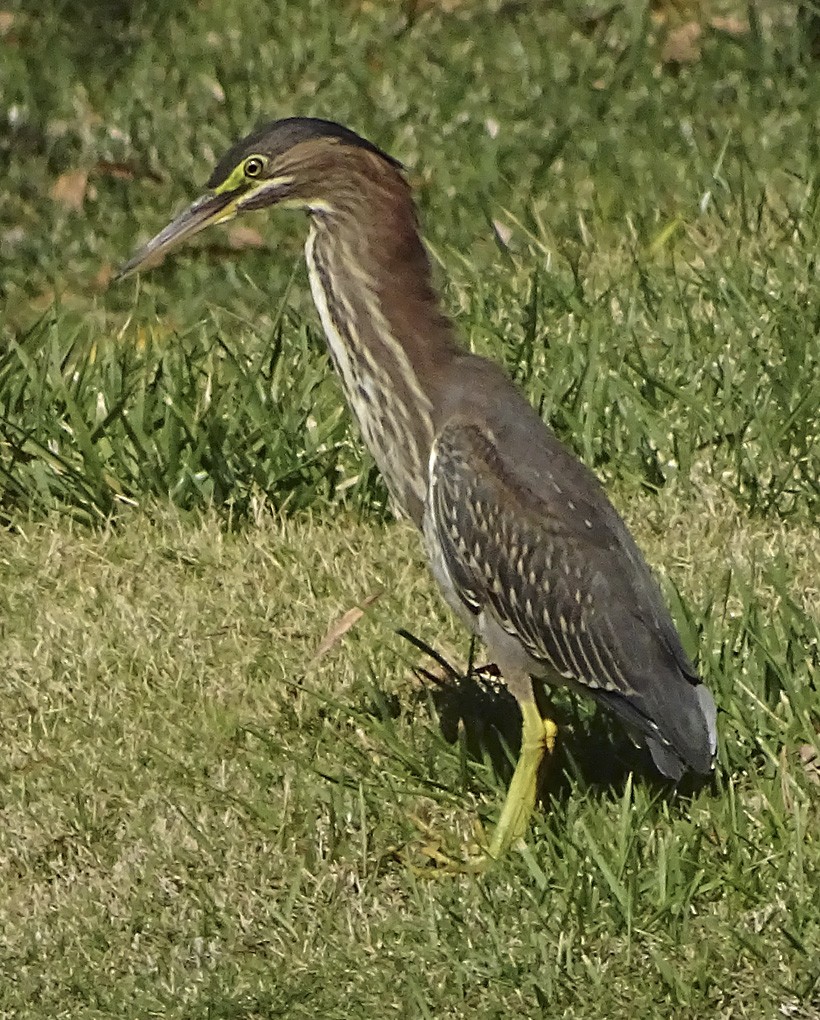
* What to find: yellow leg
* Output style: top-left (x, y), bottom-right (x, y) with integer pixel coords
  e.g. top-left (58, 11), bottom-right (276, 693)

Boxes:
top-left (404, 695), bottom-right (556, 875)
top-left (488, 700), bottom-right (557, 859)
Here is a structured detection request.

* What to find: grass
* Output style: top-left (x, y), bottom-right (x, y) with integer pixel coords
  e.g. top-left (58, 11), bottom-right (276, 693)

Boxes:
top-left (1, 1), bottom-right (819, 1016)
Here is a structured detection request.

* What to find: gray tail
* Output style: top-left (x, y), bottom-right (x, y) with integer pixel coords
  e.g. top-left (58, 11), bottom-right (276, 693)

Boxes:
top-left (594, 681), bottom-right (717, 780)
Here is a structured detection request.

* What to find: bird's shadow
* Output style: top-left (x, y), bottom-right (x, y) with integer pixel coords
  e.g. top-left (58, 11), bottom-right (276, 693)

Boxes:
top-left (396, 628), bottom-right (705, 803)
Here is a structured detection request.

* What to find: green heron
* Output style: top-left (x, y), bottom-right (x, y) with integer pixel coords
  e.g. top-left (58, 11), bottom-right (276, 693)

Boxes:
top-left (118, 117), bottom-right (717, 858)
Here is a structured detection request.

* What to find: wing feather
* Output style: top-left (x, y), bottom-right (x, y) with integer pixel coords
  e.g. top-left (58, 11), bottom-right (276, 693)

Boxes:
top-left (425, 416), bottom-right (716, 776)
top-left (429, 419), bottom-right (635, 693)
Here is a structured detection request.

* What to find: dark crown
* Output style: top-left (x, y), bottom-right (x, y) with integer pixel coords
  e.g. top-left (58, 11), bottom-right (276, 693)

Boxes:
top-left (206, 117), bottom-right (403, 190)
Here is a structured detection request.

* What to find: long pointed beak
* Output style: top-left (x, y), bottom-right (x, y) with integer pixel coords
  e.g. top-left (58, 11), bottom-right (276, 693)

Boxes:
top-left (115, 190), bottom-right (241, 281)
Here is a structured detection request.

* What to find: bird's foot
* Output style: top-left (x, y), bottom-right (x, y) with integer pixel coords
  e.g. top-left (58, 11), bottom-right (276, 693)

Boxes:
top-left (403, 708), bottom-right (557, 876)
top-left (404, 812), bottom-right (490, 876)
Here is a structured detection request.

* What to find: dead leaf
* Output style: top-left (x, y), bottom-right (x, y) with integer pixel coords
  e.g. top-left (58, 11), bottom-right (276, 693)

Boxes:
top-left (799, 744), bottom-right (820, 787)
top-left (91, 263), bottom-right (114, 291)
top-left (93, 160), bottom-right (136, 181)
top-left (309, 591), bottom-right (382, 667)
top-left (651, 0), bottom-right (703, 22)
top-left (51, 169), bottom-right (89, 211)
top-left (0, 11), bottom-right (15, 34)
top-left (709, 16), bottom-right (748, 38)
top-left (92, 160), bottom-right (163, 183)
top-left (662, 22), bottom-right (702, 64)
top-left (491, 219), bottom-right (513, 248)
top-left (365, 0), bottom-right (466, 13)
top-left (227, 224), bottom-right (265, 250)
top-left (29, 289), bottom-right (56, 314)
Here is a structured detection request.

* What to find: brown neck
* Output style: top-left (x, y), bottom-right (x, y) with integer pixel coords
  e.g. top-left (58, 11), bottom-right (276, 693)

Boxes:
top-left (304, 177), bottom-right (462, 524)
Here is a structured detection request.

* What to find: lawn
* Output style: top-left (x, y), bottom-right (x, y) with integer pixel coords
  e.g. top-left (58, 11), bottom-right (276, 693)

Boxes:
top-left (1, 1), bottom-right (818, 1017)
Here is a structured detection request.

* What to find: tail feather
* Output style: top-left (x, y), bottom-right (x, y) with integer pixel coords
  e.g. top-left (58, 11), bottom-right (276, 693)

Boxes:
top-left (593, 678), bottom-right (717, 779)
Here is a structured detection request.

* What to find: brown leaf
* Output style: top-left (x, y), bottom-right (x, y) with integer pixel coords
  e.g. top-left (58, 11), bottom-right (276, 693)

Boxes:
top-left (364, 0), bottom-right (466, 12)
top-left (91, 263), bottom-right (114, 291)
top-left (29, 289), bottom-right (56, 314)
top-left (709, 16), bottom-right (748, 38)
top-left (227, 225), bottom-right (265, 250)
top-left (0, 11), bottom-right (15, 34)
top-left (309, 591), bottom-right (382, 666)
top-left (799, 744), bottom-right (820, 787)
top-left (662, 22), bottom-right (702, 64)
top-left (92, 160), bottom-right (163, 183)
top-left (51, 169), bottom-right (89, 210)
top-left (93, 160), bottom-right (136, 181)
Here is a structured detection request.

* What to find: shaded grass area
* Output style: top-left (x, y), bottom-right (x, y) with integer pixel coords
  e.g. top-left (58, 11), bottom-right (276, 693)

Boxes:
top-left (1, 0), bottom-right (819, 1016)
top-left (0, 508), bottom-right (818, 1018)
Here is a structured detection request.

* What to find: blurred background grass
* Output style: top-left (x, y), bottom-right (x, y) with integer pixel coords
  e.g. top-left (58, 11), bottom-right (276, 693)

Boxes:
top-left (0, 1), bottom-right (818, 1018)
top-left (2, 0), bottom-right (818, 525)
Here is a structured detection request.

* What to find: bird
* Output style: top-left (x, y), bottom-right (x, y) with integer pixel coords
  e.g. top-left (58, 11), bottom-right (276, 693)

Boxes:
top-left (117, 116), bottom-right (717, 859)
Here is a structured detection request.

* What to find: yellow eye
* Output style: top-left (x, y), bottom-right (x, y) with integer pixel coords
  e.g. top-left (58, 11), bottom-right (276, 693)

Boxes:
top-left (243, 155), bottom-right (266, 178)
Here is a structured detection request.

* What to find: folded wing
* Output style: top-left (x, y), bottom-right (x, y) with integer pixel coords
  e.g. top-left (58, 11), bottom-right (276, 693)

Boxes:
top-left (426, 416), bottom-right (717, 778)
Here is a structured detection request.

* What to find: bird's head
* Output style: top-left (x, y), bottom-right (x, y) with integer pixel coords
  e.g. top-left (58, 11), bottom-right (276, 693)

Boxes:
top-left (116, 117), bottom-right (403, 280)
